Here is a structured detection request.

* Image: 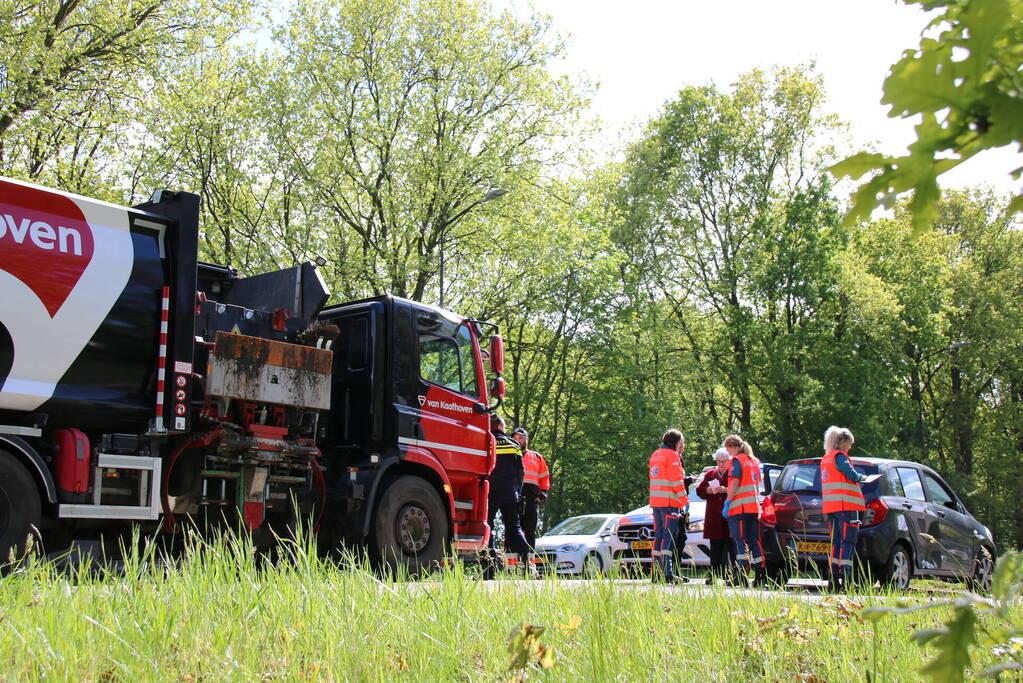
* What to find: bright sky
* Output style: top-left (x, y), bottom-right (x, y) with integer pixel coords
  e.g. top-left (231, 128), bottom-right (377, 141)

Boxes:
top-left (504, 0), bottom-right (1020, 196)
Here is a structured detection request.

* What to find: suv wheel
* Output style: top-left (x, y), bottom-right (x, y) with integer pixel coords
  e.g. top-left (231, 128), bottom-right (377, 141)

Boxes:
top-left (582, 552), bottom-right (603, 578)
top-left (880, 543), bottom-right (913, 590)
top-left (968, 548), bottom-right (993, 593)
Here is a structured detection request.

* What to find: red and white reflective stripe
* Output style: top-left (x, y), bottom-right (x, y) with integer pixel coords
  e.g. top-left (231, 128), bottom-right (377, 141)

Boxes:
top-left (154, 286), bottom-right (170, 431)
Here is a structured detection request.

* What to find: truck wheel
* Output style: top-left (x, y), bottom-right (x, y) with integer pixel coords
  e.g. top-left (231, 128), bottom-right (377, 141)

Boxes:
top-left (372, 476), bottom-right (448, 577)
top-left (0, 454), bottom-right (42, 567)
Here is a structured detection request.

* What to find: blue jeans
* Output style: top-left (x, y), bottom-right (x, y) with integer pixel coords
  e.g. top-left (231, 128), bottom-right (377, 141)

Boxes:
top-left (728, 512), bottom-right (764, 571)
top-left (651, 507), bottom-right (680, 580)
top-left (826, 510), bottom-right (861, 580)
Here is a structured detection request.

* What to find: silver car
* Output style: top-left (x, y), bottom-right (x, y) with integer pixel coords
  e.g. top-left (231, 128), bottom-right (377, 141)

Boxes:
top-left (534, 513), bottom-right (627, 576)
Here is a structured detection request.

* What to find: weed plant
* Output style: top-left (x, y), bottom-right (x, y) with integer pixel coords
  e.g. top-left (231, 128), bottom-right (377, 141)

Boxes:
top-left (0, 530), bottom-right (1018, 681)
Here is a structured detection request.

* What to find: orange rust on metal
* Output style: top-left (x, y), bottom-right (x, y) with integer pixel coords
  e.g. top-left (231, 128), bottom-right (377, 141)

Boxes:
top-left (213, 331), bottom-right (332, 374)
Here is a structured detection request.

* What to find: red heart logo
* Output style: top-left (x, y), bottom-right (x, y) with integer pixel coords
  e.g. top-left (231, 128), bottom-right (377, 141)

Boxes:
top-left (0, 179), bottom-right (94, 317)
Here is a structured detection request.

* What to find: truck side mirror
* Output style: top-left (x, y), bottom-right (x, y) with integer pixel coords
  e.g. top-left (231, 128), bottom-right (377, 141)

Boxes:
top-left (489, 335), bottom-right (504, 375)
top-left (491, 376), bottom-right (506, 399)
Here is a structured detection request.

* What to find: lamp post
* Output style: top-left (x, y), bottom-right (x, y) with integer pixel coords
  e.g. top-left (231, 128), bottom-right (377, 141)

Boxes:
top-left (439, 188), bottom-right (509, 308)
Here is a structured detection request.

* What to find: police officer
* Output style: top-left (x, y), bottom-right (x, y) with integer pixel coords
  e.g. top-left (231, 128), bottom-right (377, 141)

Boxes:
top-left (483, 414), bottom-right (532, 578)
top-left (820, 426), bottom-right (866, 591)
top-left (513, 427), bottom-right (550, 555)
top-left (723, 435), bottom-right (768, 587)
top-left (648, 429), bottom-right (688, 583)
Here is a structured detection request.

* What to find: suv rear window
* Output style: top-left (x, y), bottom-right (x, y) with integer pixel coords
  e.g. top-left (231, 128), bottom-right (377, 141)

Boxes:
top-left (775, 462), bottom-right (883, 496)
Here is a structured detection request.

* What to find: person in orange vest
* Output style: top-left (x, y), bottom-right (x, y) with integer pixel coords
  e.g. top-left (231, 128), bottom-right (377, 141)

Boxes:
top-left (513, 427), bottom-right (550, 555)
top-left (648, 429), bottom-right (689, 583)
top-left (723, 434), bottom-right (768, 587)
top-left (820, 426), bottom-right (866, 591)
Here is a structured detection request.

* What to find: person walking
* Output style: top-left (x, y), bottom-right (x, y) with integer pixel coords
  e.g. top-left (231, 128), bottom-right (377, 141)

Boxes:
top-left (820, 426), bottom-right (866, 591)
top-left (696, 448), bottom-right (736, 580)
top-left (648, 429), bottom-right (689, 583)
top-left (723, 435), bottom-right (767, 587)
top-left (513, 427), bottom-right (550, 556)
top-left (483, 414), bottom-right (532, 578)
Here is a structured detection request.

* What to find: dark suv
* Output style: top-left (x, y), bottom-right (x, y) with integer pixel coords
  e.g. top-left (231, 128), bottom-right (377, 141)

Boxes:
top-left (766, 457), bottom-right (996, 590)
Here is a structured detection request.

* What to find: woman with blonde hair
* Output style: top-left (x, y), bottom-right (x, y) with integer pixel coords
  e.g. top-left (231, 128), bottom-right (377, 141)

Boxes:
top-left (723, 435), bottom-right (767, 587)
top-left (820, 426), bottom-right (866, 590)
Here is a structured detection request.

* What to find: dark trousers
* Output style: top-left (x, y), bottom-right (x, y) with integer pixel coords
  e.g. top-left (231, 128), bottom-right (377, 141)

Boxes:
top-left (708, 537), bottom-right (736, 575)
top-left (827, 510), bottom-right (861, 580)
top-left (651, 507), bottom-right (680, 580)
top-left (482, 496), bottom-right (529, 577)
top-left (728, 512), bottom-right (765, 572)
top-left (520, 496), bottom-right (540, 551)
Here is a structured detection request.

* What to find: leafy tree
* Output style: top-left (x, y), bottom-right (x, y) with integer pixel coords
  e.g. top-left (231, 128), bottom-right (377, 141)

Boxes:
top-left (124, 48), bottom-right (323, 272)
top-left (267, 0), bottom-right (586, 300)
top-left (0, 0), bottom-right (249, 189)
top-left (831, 0), bottom-right (1023, 231)
top-left (615, 66), bottom-right (850, 458)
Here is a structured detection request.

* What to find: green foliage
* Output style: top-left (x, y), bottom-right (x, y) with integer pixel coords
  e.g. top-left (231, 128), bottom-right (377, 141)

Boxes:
top-left (613, 65), bottom-right (857, 461)
top-left (506, 623), bottom-right (556, 671)
top-left (0, 0), bottom-right (250, 190)
top-left (830, 0), bottom-right (1023, 231)
top-left (863, 551), bottom-right (1023, 681)
top-left (266, 0), bottom-right (587, 300)
top-left (5, 533), bottom-right (1016, 679)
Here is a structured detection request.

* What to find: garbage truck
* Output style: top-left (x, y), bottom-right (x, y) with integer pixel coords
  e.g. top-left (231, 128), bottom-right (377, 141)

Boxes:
top-left (0, 175), bottom-right (505, 572)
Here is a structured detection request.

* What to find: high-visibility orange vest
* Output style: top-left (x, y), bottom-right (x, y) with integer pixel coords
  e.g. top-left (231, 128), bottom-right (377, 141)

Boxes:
top-left (821, 449), bottom-right (865, 512)
top-left (728, 452), bottom-right (761, 516)
top-left (649, 447), bottom-right (689, 508)
top-left (522, 450), bottom-right (550, 491)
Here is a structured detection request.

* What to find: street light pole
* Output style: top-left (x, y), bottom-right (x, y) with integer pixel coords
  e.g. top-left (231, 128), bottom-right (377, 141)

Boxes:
top-left (439, 188), bottom-right (509, 308)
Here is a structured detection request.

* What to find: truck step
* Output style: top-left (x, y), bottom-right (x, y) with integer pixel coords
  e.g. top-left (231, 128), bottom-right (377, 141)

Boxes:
top-left (58, 453), bottom-right (162, 520)
top-left (453, 499), bottom-right (474, 511)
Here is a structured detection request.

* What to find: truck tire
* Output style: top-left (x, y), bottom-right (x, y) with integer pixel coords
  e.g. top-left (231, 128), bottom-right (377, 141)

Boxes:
top-left (0, 454), bottom-right (42, 566)
top-left (372, 475), bottom-right (448, 577)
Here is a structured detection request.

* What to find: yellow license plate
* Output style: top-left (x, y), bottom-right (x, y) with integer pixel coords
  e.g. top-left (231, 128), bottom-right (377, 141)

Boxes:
top-left (796, 541), bottom-right (832, 554)
top-left (631, 540), bottom-right (653, 550)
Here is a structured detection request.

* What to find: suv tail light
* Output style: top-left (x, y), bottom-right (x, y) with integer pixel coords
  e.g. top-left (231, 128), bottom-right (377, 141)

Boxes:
top-left (861, 498), bottom-right (888, 527)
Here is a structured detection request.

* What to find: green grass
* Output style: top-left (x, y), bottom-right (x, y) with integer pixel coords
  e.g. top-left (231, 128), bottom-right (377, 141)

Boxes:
top-left (0, 534), bottom-right (1017, 681)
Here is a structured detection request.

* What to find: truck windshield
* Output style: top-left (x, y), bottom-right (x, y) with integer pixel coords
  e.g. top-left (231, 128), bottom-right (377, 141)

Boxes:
top-left (418, 320), bottom-right (479, 397)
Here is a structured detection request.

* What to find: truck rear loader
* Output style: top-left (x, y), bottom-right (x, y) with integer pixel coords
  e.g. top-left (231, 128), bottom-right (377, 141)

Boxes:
top-left (0, 175), bottom-right (506, 572)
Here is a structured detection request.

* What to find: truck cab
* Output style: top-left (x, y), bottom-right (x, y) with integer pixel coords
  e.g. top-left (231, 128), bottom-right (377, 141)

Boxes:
top-left (316, 296), bottom-right (498, 569)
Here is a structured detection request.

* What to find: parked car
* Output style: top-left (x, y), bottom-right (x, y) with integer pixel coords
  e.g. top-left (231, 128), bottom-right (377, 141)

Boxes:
top-left (534, 513), bottom-right (626, 576)
top-left (766, 457), bottom-right (996, 590)
top-left (615, 463), bottom-right (782, 573)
